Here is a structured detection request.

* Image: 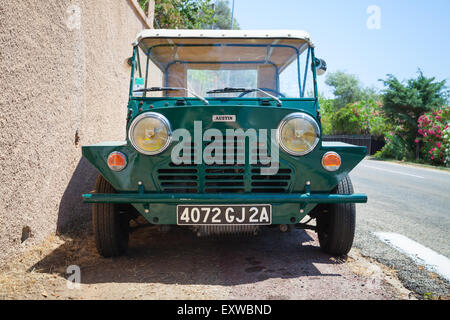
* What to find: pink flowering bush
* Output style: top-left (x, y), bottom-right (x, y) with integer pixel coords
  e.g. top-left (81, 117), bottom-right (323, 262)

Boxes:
top-left (443, 126), bottom-right (450, 167)
top-left (416, 107), bottom-right (450, 165)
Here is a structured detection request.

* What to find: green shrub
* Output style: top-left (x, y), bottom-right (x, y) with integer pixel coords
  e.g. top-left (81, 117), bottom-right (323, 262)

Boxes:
top-left (380, 71), bottom-right (449, 159)
top-left (330, 100), bottom-right (391, 137)
top-left (373, 131), bottom-right (413, 160)
top-left (332, 103), bottom-right (366, 135)
top-left (319, 98), bottom-right (336, 135)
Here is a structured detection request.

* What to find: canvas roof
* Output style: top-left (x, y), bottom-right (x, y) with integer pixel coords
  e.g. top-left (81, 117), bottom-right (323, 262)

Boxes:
top-left (133, 29), bottom-right (314, 49)
top-left (133, 29), bottom-right (313, 73)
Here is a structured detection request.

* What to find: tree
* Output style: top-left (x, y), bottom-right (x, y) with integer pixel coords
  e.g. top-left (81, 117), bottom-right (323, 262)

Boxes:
top-left (138, 0), bottom-right (151, 14)
top-left (208, 0), bottom-right (240, 30)
top-left (325, 71), bottom-right (378, 110)
top-left (380, 70), bottom-right (449, 159)
top-left (139, 0), bottom-right (216, 29)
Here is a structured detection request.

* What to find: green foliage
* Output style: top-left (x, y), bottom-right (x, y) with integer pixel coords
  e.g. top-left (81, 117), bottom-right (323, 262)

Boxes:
top-left (332, 103), bottom-right (368, 135)
top-left (138, 0), bottom-right (150, 13)
top-left (318, 96), bottom-right (334, 135)
top-left (423, 292), bottom-right (434, 300)
top-left (140, 0), bottom-right (238, 30)
top-left (373, 132), bottom-right (413, 161)
top-left (380, 70), bottom-right (449, 159)
top-left (140, 0), bottom-right (216, 29)
top-left (365, 101), bottom-right (392, 137)
top-left (416, 107), bottom-right (450, 165)
top-left (322, 99), bottom-right (391, 136)
top-left (325, 71), bottom-right (379, 110)
top-left (207, 0), bottom-right (240, 29)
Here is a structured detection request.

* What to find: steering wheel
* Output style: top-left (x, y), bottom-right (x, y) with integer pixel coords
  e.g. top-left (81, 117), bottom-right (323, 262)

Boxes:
top-left (238, 88), bottom-right (286, 98)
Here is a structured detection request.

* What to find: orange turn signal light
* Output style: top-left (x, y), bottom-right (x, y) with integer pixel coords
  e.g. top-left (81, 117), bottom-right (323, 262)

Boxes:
top-left (107, 151), bottom-right (127, 172)
top-left (322, 152), bottom-right (341, 171)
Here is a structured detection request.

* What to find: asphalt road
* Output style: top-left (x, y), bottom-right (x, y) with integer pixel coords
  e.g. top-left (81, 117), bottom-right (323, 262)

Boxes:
top-left (350, 159), bottom-right (450, 297)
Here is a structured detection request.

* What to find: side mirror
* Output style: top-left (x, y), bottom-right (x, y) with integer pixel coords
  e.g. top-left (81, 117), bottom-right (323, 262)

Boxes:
top-left (313, 58), bottom-right (327, 76)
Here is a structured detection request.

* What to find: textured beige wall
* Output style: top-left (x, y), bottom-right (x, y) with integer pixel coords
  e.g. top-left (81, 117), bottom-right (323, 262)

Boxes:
top-left (0, 0), bottom-right (155, 265)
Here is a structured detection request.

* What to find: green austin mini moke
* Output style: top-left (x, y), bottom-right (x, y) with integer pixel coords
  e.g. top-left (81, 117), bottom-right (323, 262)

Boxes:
top-left (82, 29), bottom-right (367, 257)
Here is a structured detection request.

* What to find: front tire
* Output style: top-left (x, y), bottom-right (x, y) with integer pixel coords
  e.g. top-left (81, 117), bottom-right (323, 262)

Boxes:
top-left (92, 175), bottom-right (130, 257)
top-left (317, 175), bottom-right (356, 256)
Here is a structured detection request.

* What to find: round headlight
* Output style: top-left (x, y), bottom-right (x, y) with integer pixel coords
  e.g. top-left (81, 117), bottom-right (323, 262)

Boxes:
top-left (277, 113), bottom-right (320, 156)
top-left (128, 112), bottom-right (172, 155)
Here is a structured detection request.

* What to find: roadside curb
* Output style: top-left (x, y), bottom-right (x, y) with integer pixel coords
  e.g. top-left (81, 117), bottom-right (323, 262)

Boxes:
top-left (365, 156), bottom-right (450, 173)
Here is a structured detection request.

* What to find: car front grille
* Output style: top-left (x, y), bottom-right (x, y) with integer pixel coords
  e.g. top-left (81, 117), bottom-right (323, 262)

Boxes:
top-left (156, 140), bottom-right (293, 193)
top-left (157, 164), bottom-right (199, 193)
top-left (157, 164), bottom-right (292, 194)
top-left (250, 166), bottom-right (292, 193)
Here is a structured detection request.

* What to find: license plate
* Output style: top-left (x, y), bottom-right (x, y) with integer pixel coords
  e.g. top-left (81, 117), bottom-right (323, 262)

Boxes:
top-left (177, 204), bottom-right (272, 225)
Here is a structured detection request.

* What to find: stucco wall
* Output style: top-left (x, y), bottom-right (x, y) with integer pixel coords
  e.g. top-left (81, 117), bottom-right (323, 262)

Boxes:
top-left (0, 0), bottom-right (155, 265)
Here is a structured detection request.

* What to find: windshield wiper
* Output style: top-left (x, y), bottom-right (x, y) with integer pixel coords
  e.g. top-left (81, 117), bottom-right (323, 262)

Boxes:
top-left (206, 87), bottom-right (282, 106)
top-left (207, 87), bottom-right (249, 94)
top-left (134, 87), bottom-right (209, 105)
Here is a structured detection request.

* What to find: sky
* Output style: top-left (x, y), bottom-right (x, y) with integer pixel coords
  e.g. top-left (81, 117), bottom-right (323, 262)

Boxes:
top-left (232, 0), bottom-right (450, 98)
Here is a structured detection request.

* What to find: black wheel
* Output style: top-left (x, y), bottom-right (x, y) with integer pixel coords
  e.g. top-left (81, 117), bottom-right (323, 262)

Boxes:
top-left (317, 175), bottom-right (356, 256)
top-left (92, 175), bottom-right (130, 257)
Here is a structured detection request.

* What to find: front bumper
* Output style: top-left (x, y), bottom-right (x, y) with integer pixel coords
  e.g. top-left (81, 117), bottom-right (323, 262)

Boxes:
top-left (82, 192), bottom-right (367, 225)
top-left (82, 192), bottom-right (367, 204)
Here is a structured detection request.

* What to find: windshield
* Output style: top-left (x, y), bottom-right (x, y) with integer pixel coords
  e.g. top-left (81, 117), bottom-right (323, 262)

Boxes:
top-left (131, 38), bottom-right (314, 99)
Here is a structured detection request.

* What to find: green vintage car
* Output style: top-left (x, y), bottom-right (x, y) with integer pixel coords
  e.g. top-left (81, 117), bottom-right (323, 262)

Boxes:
top-left (82, 30), bottom-right (367, 257)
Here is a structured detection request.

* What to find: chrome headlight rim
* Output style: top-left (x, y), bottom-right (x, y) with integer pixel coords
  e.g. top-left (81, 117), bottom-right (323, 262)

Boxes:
top-left (128, 112), bottom-right (172, 155)
top-left (277, 112), bottom-right (320, 156)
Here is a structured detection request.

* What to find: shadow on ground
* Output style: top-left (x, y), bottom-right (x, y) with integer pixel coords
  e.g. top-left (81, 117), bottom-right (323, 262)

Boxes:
top-left (29, 226), bottom-right (345, 286)
top-left (56, 157), bottom-right (97, 234)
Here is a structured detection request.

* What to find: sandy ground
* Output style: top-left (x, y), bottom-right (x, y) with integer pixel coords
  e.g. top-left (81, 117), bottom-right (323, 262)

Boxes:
top-left (0, 223), bottom-right (415, 300)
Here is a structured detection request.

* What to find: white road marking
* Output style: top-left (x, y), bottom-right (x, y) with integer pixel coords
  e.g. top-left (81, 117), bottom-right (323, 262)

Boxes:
top-left (361, 165), bottom-right (425, 179)
top-left (366, 160), bottom-right (450, 175)
top-left (375, 232), bottom-right (450, 282)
